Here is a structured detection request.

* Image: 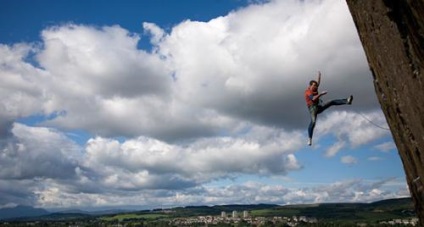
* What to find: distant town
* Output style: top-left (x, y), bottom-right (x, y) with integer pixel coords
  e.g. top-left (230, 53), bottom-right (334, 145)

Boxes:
top-left (169, 209), bottom-right (319, 226)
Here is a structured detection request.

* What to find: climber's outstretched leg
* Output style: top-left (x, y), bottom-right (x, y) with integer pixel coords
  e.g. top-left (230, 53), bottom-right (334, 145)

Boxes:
top-left (306, 95), bottom-right (353, 146)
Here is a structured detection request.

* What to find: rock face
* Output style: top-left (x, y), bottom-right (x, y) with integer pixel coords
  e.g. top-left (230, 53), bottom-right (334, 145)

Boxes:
top-left (346, 0), bottom-right (424, 224)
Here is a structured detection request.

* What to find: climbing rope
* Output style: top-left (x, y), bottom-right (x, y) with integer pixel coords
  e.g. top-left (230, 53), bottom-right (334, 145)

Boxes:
top-left (357, 112), bottom-right (391, 131)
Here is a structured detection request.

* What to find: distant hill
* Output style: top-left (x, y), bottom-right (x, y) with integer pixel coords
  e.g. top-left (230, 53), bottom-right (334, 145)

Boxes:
top-left (369, 197), bottom-right (414, 208)
top-left (0, 205), bottom-right (49, 220)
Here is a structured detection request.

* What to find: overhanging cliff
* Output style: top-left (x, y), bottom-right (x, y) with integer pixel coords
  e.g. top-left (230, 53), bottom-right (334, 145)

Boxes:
top-left (346, 0), bottom-right (424, 225)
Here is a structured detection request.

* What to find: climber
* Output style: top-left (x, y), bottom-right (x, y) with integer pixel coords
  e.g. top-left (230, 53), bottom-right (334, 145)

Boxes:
top-left (305, 71), bottom-right (353, 146)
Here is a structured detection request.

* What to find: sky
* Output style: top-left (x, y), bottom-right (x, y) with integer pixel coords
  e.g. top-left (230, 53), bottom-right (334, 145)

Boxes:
top-left (0, 0), bottom-right (409, 211)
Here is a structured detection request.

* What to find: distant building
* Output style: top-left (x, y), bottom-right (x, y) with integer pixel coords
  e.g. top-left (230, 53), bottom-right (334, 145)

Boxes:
top-left (243, 210), bottom-right (249, 218)
top-left (232, 210), bottom-right (238, 218)
top-left (221, 211), bottom-right (226, 218)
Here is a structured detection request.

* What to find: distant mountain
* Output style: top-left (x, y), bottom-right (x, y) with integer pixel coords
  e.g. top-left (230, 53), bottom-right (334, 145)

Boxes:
top-left (47, 207), bottom-right (133, 216)
top-left (88, 209), bottom-right (132, 215)
top-left (0, 205), bottom-right (50, 220)
top-left (54, 208), bottom-right (130, 215)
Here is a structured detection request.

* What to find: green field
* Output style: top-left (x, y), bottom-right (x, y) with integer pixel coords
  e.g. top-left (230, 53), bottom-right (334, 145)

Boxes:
top-left (250, 208), bottom-right (299, 217)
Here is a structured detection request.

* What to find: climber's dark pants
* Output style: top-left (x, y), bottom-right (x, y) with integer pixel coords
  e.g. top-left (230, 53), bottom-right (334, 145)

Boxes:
top-left (307, 99), bottom-right (349, 139)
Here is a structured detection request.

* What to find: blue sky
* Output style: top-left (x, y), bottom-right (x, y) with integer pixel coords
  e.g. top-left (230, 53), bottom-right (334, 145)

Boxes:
top-left (0, 0), bottom-right (408, 210)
